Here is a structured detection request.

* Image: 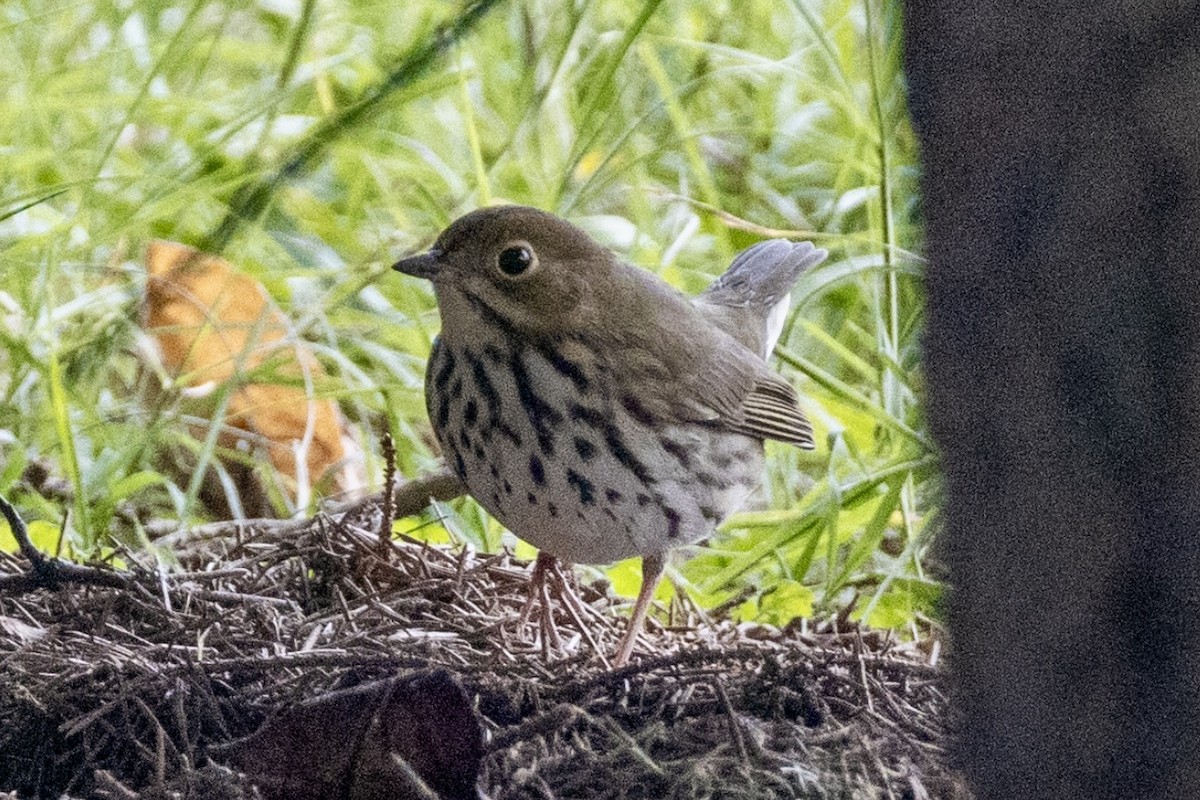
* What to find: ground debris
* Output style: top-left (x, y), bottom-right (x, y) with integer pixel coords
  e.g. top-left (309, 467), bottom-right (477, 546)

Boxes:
top-left (0, 504), bottom-right (969, 799)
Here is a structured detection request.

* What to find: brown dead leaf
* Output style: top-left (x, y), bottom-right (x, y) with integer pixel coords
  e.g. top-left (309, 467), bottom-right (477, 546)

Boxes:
top-left (143, 241), bottom-right (362, 506)
top-left (209, 669), bottom-right (484, 800)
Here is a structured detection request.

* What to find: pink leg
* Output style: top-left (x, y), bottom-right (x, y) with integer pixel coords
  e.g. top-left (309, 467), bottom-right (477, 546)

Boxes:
top-left (519, 552), bottom-right (563, 651)
top-left (518, 552), bottom-right (557, 627)
top-left (613, 554), bottom-right (666, 667)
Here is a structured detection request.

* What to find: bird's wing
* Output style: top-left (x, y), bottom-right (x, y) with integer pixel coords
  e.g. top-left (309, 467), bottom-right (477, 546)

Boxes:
top-left (605, 304), bottom-right (816, 450)
top-left (721, 371), bottom-right (815, 449)
top-left (672, 344), bottom-right (816, 450)
top-left (596, 244), bottom-right (820, 450)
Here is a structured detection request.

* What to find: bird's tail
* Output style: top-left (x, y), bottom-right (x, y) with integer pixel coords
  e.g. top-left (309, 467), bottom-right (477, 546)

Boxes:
top-left (696, 240), bottom-right (827, 358)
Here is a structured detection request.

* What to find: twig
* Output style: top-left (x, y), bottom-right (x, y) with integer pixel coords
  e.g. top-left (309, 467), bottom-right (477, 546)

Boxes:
top-left (387, 464), bottom-right (466, 517)
top-left (92, 771), bottom-right (139, 799)
top-left (597, 715), bottom-right (667, 777)
top-left (857, 635), bottom-right (877, 714)
top-left (549, 644), bottom-right (777, 695)
top-left (1, 493), bottom-right (45, 566)
top-left (379, 431), bottom-right (398, 558)
top-left (544, 559), bottom-right (609, 669)
top-left (178, 588), bottom-right (297, 608)
top-left (0, 495), bottom-right (132, 593)
top-left (487, 703), bottom-right (586, 751)
top-left (713, 676), bottom-right (751, 765)
top-left (152, 465), bottom-right (466, 549)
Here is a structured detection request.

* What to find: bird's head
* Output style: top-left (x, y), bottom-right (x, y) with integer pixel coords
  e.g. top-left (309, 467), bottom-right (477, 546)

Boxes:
top-left (393, 205), bottom-right (613, 337)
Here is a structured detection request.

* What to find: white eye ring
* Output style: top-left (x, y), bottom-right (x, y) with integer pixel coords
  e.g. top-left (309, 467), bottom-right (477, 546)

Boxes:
top-left (496, 242), bottom-right (537, 277)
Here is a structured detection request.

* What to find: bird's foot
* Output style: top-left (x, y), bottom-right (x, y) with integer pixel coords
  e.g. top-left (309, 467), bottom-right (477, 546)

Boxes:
top-left (518, 552), bottom-right (608, 666)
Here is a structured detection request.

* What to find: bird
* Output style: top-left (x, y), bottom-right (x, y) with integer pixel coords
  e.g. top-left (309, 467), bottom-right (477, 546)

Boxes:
top-left (393, 205), bottom-right (825, 665)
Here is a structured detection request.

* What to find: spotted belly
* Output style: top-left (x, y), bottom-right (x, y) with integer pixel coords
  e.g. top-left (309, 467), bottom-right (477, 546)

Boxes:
top-left (425, 337), bottom-right (765, 564)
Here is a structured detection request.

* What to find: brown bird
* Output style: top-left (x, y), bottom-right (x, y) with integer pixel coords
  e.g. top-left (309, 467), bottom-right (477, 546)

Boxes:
top-left (394, 206), bottom-right (824, 665)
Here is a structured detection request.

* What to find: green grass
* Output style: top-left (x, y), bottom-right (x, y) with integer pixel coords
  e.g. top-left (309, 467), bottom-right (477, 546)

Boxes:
top-left (0, 0), bottom-right (933, 632)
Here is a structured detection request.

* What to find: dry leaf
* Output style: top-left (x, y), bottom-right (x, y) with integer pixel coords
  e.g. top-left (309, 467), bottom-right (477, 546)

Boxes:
top-left (210, 670), bottom-right (484, 800)
top-left (143, 241), bottom-right (362, 508)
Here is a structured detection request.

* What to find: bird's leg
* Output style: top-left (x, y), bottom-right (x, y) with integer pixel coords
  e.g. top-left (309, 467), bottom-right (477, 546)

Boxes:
top-left (612, 553), bottom-right (666, 667)
top-left (544, 561), bottom-right (608, 667)
top-left (518, 552), bottom-right (609, 663)
top-left (518, 551), bottom-right (554, 626)
top-left (519, 552), bottom-right (563, 651)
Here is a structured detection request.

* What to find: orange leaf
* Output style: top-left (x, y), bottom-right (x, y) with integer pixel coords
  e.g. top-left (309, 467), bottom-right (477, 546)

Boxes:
top-left (143, 241), bottom-right (359, 502)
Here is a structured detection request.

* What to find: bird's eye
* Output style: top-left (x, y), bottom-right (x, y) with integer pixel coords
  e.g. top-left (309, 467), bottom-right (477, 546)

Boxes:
top-left (497, 244), bottom-right (536, 277)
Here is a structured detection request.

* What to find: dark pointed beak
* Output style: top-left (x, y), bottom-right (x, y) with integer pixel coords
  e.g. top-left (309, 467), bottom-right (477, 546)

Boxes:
top-left (392, 248), bottom-right (442, 280)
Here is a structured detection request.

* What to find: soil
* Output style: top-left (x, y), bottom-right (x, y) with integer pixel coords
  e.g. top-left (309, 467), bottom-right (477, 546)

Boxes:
top-left (0, 496), bottom-right (969, 799)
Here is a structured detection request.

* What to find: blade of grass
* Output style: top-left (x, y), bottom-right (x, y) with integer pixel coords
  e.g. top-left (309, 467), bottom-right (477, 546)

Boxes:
top-left (790, 254), bottom-right (922, 309)
top-left (88, 0), bottom-right (207, 191)
top-left (242, 0), bottom-right (319, 162)
top-left (702, 452), bottom-right (937, 591)
top-left (560, 0), bottom-right (668, 192)
top-left (798, 319), bottom-right (878, 385)
top-left (777, 346), bottom-right (931, 450)
top-left (181, 383), bottom-right (239, 517)
top-left (833, 475), bottom-right (903, 588)
top-left (473, 1), bottom-right (592, 188)
top-left (46, 348), bottom-right (89, 547)
top-left (0, 188), bottom-right (70, 223)
top-left (203, 0), bottom-right (508, 251)
top-left (638, 41), bottom-right (729, 255)
top-left (458, 48), bottom-right (492, 205)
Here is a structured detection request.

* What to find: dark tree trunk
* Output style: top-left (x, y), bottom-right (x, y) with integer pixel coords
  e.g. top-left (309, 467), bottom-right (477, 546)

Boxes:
top-left (903, 4), bottom-right (1200, 798)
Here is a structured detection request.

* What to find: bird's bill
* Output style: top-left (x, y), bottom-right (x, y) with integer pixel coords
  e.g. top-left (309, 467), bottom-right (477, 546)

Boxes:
top-left (392, 249), bottom-right (441, 279)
